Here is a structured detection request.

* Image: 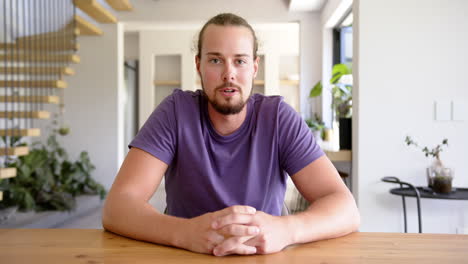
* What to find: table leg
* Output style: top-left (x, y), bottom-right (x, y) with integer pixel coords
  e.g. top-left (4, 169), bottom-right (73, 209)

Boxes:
top-left (402, 196), bottom-right (407, 233)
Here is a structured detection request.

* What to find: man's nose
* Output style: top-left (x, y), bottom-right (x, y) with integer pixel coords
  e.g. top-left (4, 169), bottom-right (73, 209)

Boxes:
top-left (222, 62), bottom-right (236, 82)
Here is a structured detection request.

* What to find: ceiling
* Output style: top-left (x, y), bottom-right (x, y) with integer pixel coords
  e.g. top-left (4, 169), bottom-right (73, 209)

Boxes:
top-left (289, 0), bottom-right (327, 12)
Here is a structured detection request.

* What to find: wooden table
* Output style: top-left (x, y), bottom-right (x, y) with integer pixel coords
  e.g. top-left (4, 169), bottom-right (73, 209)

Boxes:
top-left (1, 229), bottom-right (467, 263)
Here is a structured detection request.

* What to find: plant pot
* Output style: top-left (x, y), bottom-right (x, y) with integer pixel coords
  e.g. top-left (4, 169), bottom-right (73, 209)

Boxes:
top-left (432, 176), bottom-right (453, 193)
top-left (339, 117), bottom-right (352, 150)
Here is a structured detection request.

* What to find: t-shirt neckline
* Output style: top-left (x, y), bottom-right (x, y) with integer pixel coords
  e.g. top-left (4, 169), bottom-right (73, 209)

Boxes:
top-left (202, 93), bottom-right (254, 142)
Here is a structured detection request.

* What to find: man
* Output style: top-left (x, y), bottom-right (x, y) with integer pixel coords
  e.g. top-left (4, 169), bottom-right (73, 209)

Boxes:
top-left (102, 13), bottom-right (360, 257)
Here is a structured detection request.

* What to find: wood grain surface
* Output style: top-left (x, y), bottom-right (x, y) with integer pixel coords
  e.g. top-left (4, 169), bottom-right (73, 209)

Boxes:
top-left (0, 229), bottom-right (467, 264)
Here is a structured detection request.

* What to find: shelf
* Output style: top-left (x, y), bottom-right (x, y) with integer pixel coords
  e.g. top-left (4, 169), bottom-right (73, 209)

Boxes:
top-left (0, 80), bottom-right (67, 89)
top-left (73, 15), bottom-right (103, 35)
top-left (0, 167), bottom-right (17, 179)
top-left (105, 0), bottom-right (132, 11)
top-left (0, 128), bottom-right (41, 137)
top-left (0, 146), bottom-right (29, 156)
top-left (0, 111), bottom-right (51, 119)
top-left (74, 0), bottom-right (117, 23)
top-left (280, 79), bottom-right (299, 86)
top-left (0, 67), bottom-right (75, 76)
top-left (154, 80), bottom-right (181, 86)
top-left (324, 150), bottom-right (352, 162)
top-left (0, 96), bottom-right (60, 104)
top-left (0, 54), bottom-right (80, 63)
top-left (250, 80), bottom-right (300, 86)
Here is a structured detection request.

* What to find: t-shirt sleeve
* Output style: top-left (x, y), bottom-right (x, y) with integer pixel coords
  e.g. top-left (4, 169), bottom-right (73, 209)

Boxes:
top-left (128, 93), bottom-right (177, 165)
top-left (278, 100), bottom-right (324, 176)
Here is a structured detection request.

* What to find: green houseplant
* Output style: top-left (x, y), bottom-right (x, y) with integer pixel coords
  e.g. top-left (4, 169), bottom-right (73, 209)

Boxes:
top-left (305, 114), bottom-right (325, 141)
top-left (405, 136), bottom-right (452, 193)
top-left (310, 63), bottom-right (352, 149)
top-left (0, 126), bottom-right (106, 213)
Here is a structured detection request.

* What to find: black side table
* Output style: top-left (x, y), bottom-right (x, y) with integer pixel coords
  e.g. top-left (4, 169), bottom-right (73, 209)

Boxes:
top-left (382, 176), bottom-right (468, 233)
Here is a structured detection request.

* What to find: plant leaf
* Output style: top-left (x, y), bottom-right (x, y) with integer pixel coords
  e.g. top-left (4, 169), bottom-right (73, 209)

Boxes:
top-left (309, 81), bottom-right (323, 98)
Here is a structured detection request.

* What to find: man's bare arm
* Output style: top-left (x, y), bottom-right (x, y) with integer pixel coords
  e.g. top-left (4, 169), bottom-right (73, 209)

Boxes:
top-left (102, 147), bottom-right (258, 255)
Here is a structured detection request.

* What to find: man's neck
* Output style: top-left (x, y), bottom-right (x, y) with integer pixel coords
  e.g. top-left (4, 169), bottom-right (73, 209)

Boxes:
top-left (207, 103), bottom-right (248, 136)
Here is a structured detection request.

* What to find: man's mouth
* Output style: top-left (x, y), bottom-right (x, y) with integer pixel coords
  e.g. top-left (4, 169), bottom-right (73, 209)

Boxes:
top-left (221, 88), bottom-right (238, 93)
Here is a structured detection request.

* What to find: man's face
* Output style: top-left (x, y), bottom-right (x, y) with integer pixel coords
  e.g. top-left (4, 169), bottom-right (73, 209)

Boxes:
top-left (196, 25), bottom-right (259, 115)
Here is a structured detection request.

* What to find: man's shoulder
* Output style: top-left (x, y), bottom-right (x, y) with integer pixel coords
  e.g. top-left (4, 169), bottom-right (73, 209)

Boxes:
top-left (162, 89), bottom-right (203, 109)
top-left (170, 89), bottom-right (203, 100)
top-left (251, 93), bottom-right (284, 109)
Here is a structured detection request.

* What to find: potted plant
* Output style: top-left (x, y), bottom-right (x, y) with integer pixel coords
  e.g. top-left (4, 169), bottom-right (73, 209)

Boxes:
top-left (305, 114), bottom-right (325, 142)
top-left (310, 63), bottom-right (352, 149)
top-left (0, 122), bottom-right (106, 218)
top-left (404, 136), bottom-right (452, 193)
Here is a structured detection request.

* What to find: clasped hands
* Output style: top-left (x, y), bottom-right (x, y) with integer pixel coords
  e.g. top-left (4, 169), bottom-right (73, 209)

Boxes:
top-left (182, 205), bottom-right (292, 256)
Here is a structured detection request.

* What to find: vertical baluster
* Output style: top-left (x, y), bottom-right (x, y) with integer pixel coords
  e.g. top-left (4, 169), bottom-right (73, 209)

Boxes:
top-left (2, 0), bottom-right (9, 162)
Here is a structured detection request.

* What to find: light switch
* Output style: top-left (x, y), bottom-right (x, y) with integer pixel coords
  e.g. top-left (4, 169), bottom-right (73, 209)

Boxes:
top-left (435, 100), bottom-right (451, 121)
top-left (452, 99), bottom-right (467, 121)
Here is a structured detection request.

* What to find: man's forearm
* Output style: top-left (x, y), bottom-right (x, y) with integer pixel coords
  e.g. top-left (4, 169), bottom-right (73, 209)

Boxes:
top-left (284, 191), bottom-right (360, 245)
top-left (102, 192), bottom-right (187, 248)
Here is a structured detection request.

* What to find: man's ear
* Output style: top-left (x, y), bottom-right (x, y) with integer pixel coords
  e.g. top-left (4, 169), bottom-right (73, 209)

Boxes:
top-left (195, 55), bottom-right (201, 74)
top-left (253, 55), bottom-right (259, 78)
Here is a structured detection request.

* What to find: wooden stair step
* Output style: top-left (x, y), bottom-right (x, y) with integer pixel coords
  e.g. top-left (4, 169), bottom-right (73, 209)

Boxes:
top-left (0, 128), bottom-right (41, 137)
top-left (0, 111), bottom-right (51, 119)
top-left (17, 28), bottom-right (80, 43)
top-left (0, 54), bottom-right (80, 63)
top-left (0, 146), bottom-right (29, 156)
top-left (0, 42), bottom-right (79, 51)
top-left (0, 95), bottom-right (59, 104)
top-left (0, 80), bottom-right (67, 88)
top-left (72, 15), bottom-right (103, 35)
top-left (74, 0), bottom-right (117, 23)
top-left (0, 67), bottom-right (75, 76)
top-left (106, 0), bottom-right (133, 11)
top-left (0, 167), bottom-right (17, 179)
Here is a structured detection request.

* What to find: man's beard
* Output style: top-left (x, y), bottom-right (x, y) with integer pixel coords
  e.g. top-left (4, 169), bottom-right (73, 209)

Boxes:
top-left (201, 80), bottom-right (253, 115)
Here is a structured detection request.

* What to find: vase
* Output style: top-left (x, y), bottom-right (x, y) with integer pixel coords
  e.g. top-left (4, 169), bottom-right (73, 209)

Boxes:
top-left (427, 166), bottom-right (453, 193)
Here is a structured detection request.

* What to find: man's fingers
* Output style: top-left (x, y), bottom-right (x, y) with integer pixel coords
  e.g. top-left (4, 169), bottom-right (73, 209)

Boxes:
top-left (207, 231), bottom-right (226, 245)
top-left (217, 224), bottom-right (260, 237)
top-left (212, 236), bottom-right (255, 256)
top-left (215, 205), bottom-right (256, 218)
top-left (244, 235), bottom-right (260, 247)
top-left (212, 213), bottom-right (255, 229)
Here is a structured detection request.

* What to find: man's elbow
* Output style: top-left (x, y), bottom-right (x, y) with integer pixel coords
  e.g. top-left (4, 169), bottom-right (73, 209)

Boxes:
top-left (350, 207), bottom-right (361, 232)
top-left (101, 198), bottom-right (117, 232)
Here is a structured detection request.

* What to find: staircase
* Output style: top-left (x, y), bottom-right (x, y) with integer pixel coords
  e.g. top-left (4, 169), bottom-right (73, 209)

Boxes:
top-left (0, 0), bottom-right (133, 201)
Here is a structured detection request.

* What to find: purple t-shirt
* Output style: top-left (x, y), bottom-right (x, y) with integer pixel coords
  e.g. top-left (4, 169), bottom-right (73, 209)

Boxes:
top-left (129, 89), bottom-right (324, 218)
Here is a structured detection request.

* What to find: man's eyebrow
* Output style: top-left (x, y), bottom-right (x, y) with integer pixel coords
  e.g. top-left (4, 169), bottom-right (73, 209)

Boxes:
top-left (206, 52), bottom-right (222, 56)
top-left (205, 52), bottom-right (251, 58)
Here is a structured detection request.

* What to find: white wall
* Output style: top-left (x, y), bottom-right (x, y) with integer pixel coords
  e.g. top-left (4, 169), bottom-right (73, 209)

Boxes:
top-left (62, 23), bottom-right (124, 189)
top-left (355, 0), bottom-right (468, 233)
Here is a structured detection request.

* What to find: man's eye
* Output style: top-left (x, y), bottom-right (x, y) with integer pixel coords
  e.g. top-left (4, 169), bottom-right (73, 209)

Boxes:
top-left (236, 60), bottom-right (246, 65)
top-left (209, 58), bottom-right (221, 64)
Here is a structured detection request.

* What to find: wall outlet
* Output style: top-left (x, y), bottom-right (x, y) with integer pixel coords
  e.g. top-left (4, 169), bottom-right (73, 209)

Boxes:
top-left (452, 99), bottom-right (467, 121)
